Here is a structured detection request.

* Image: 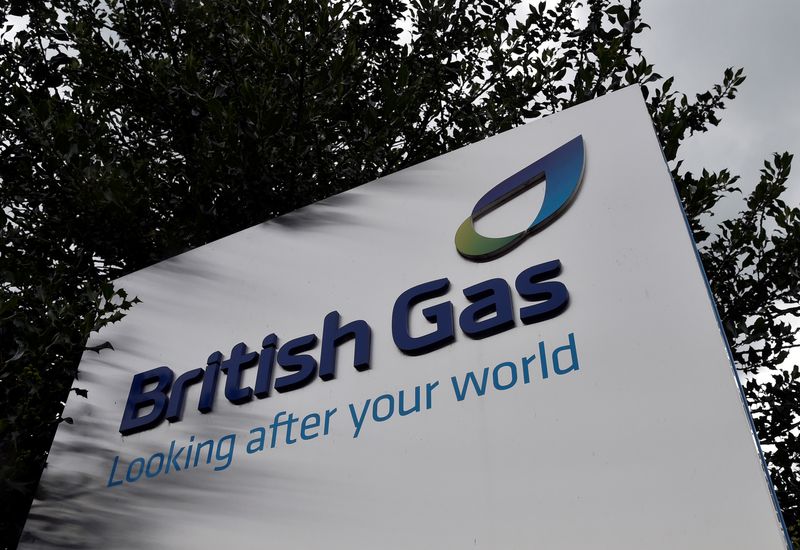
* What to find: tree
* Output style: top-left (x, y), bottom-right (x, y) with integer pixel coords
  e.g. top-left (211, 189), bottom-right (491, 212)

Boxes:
top-left (1, 0), bottom-right (797, 547)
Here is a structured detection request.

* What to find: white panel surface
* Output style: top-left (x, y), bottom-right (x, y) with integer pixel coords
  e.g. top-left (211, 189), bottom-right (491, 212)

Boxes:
top-left (20, 87), bottom-right (790, 549)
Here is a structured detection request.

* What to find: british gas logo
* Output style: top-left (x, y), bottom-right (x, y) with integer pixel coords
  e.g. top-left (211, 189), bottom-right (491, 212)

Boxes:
top-left (118, 140), bottom-right (582, 437)
top-left (455, 136), bottom-right (585, 261)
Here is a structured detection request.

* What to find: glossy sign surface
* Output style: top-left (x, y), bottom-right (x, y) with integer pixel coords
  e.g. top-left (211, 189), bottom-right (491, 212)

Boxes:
top-left (21, 87), bottom-right (790, 550)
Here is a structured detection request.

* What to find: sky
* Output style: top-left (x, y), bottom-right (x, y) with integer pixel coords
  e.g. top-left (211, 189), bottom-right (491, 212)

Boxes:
top-left (638, 0), bottom-right (800, 207)
top-left (637, 0), bottom-right (800, 368)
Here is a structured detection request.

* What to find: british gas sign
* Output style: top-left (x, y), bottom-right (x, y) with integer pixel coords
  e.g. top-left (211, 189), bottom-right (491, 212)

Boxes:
top-left (119, 134), bottom-right (584, 436)
top-left (23, 88), bottom-right (791, 550)
top-left (119, 260), bottom-right (571, 435)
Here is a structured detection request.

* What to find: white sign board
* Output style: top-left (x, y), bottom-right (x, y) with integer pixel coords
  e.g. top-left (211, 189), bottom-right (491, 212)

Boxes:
top-left (21, 87), bottom-right (790, 549)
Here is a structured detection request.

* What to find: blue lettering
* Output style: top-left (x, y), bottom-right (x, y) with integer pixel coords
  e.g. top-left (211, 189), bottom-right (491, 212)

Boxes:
top-left (165, 368), bottom-right (204, 423)
top-left (348, 400), bottom-right (371, 438)
top-left (300, 413), bottom-right (320, 440)
top-left (323, 408), bottom-right (337, 435)
top-left (398, 387), bottom-right (420, 416)
top-left (274, 334), bottom-right (318, 393)
top-left (107, 455), bottom-right (124, 487)
top-left (126, 457), bottom-right (145, 483)
top-left (539, 341), bottom-right (549, 379)
top-left (392, 278), bottom-right (455, 355)
top-left (145, 453), bottom-right (165, 478)
top-left (459, 278), bottom-right (516, 339)
top-left (165, 439), bottom-right (183, 473)
top-left (319, 311), bottom-right (372, 380)
top-left (194, 439), bottom-right (214, 468)
top-left (515, 259), bottom-right (569, 324)
top-left (269, 411), bottom-right (300, 446)
top-left (119, 366), bottom-right (173, 436)
top-left (254, 333), bottom-right (278, 398)
top-left (220, 343), bottom-right (258, 404)
top-left (118, 260), bottom-right (570, 435)
top-left (553, 333), bottom-right (579, 375)
top-left (372, 394), bottom-right (394, 422)
top-left (492, 361), bottom-right (518, 390)
top-left (214, 434), bottom-right (236, 471)
top-left (198, 352), bottom-right (222, 413)
top-left (451, 368), bottom-right (490, 401)
top-left (247, 427), bottom-right (267, 454)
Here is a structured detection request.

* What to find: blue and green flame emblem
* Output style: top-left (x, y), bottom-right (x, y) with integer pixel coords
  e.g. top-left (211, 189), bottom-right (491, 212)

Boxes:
top-left (455, 136), bottom-right (585, 261)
